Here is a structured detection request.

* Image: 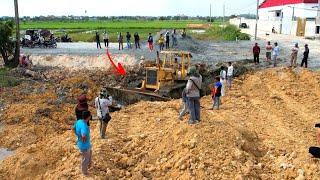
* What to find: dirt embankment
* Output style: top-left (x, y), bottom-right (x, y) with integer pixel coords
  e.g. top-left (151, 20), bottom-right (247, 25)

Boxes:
top-left (0, 68), bottom-right (320, 179)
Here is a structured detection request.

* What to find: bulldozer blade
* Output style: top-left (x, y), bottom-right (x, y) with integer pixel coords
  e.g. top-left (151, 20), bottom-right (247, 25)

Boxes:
top-left (105, 87), bottom-right (171, 106)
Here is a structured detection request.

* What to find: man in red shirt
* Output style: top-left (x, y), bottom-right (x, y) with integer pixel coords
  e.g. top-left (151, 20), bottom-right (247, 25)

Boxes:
top-left (253, 43), bottom-right (260, 65)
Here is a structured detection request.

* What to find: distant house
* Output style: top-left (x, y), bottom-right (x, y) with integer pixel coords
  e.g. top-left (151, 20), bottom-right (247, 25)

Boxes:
top-left (259, 0), bottom-right (320, 36)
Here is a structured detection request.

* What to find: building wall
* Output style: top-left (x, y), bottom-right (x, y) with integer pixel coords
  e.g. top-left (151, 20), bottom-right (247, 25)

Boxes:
top-left (229, 17), bottom-right (317, 37)
top-left (233, 3), bottom-right (319, 36)
top-left (305, 20), bottom-right (317, 36)
top-left (259, 3), bottom-right (318, 21)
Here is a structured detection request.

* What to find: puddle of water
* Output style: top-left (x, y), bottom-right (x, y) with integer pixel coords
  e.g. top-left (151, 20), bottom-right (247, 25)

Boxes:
top-left (191, 29), bottom-right (206, 34)
top-left (0, 148), bottom-right (13, 161)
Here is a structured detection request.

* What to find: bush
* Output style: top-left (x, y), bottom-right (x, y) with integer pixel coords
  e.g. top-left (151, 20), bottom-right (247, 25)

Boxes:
top-left (192, 24), bottom-right (250, 41)
top-left (0, 68), bottom-right (20, 87)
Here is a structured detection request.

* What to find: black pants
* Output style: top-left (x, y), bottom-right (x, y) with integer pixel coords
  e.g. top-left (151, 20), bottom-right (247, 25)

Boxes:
top-left (104, 39), bottom-right (109, 48)
top-left (301, 57), bottom-right (308, 68)
top-left (135, 41), bottom-right (140, 49)
top-left (165, 41), bottom-right (170, 49)
top-left (254, 54), bottom-right (259, 64)
top-left (159, 43), bottom-right (164, 51)
top-left (118, 42), bottom-right (123, 50)
top-left (96, 41), bottom-right (101, 49)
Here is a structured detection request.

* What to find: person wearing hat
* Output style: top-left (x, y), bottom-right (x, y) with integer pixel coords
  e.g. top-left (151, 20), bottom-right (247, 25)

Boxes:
top-left (185, 66), bottom-right (202, 124)
top-left (75, 94), bottom-right (90, 126)
top-left (73, 110), bottom-right (92, 176)
top-left (95, 89), bottom-right (113, 139)
top-left (290, 43), bottom-right (299, 68)
top-left (301, 44), bottom-right (309, 68)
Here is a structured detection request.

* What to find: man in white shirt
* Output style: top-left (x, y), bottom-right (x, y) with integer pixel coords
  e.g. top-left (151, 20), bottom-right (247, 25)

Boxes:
top-left (95, 90), bottom-right (113, 139)
top-left (227, 62), bottom-right (234, 89)
top-left (272, 42), bottom-right (280, 67)
top-left (103, 31), bottom-right (109, 48)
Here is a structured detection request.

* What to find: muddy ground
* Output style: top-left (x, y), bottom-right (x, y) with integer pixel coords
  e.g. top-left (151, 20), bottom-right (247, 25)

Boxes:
top-left (0, 65), bottom-right (320, 179)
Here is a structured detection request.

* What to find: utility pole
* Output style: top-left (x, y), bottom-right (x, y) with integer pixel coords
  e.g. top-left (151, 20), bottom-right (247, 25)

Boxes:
top-left (223, 3), bottom-right (225, 25)
top-left (318, 0), bottom-right (320, 20)
top-left (280, 10), bottom-right (284, 34)
top-left (291, 6), bottom-right (295, 21)
top-left (255, 0), bottom-right (259, 40)
top-left (14, 0), bottom-right (20, 64)
top-left (210, 4), bottom-right (212, 24)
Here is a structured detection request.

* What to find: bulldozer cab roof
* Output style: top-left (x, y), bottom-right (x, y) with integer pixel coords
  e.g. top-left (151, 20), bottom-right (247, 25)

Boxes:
top-left (160, 51), bottom-right (192, 57)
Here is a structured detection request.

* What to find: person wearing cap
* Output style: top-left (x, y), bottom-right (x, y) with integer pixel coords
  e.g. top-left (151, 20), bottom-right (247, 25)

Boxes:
top-left (301, 44), bottom-right (309, 68)
top-left (73, 110), bottom-right (92, 176)
top-left (95, 90), bottom-right (113, 139)
top-left (290, 43), bottom-right (299, 68)
top-left (75, 94), bottom-right (90, 126)
top-left (185, 66), bottom-right (202, 124)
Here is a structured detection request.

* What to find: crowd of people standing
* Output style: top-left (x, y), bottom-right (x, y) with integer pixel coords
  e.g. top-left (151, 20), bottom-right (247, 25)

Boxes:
top-left (179, 62), bottom-right (234, 124)
top-left (252, 41), bottom-right (310, 68)
top-left (94, 29), bottom-right (179, 51)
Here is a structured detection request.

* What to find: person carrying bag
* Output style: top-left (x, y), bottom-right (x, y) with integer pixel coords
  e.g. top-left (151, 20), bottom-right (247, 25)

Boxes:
top-left (95, 90), bottom-right (113, 139)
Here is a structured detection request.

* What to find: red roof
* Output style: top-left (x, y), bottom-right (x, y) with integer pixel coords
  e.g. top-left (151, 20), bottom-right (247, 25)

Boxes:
top-left (259, 0), bottom-right (318, 9)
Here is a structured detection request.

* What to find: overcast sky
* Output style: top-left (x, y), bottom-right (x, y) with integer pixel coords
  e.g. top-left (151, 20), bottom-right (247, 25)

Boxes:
top-left (0, 0), bottom-right (259, 17)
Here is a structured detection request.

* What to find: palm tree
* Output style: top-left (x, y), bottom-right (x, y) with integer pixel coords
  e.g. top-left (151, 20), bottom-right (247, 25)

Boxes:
top-left (14, 0), bottom-right (20, 65)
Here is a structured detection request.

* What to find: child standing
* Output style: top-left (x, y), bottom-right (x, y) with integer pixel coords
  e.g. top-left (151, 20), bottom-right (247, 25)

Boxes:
top-left (211, 77), bottom-right (222, 110)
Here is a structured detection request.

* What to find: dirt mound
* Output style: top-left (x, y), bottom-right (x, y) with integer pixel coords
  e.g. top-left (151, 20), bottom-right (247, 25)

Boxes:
top-left (0, 68), bottom-right (320, 179)
top-left (30, 54), bottom-right (138, 70)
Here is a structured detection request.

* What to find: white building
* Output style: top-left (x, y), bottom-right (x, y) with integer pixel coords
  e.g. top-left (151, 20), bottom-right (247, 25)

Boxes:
top-left (258, 0), bottom-right (320, 37)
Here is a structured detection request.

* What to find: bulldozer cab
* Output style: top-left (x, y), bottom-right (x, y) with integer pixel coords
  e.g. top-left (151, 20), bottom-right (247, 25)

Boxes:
top-left (142, 51), bottom-right (192, 91)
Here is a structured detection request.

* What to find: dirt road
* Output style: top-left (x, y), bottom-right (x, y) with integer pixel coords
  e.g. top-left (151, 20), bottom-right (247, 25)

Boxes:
top-left (0, 68), bottom-right (319, 179)
top-left (241, 28), bottom-right (320, 69)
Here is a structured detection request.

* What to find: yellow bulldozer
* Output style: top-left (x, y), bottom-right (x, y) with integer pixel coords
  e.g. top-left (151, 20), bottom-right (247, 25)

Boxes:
top-left (106, 50), bottom-right (192, 105)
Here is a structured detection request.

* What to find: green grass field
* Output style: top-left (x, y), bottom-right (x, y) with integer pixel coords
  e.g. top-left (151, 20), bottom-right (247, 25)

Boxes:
top-left (20, 20), bottom-right (207, 42)
top-left (191, 24), bottom-right (250, 41)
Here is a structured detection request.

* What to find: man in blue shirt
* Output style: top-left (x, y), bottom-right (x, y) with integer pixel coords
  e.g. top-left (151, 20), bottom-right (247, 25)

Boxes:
top-left (73, 110), bottom-right (92, 176)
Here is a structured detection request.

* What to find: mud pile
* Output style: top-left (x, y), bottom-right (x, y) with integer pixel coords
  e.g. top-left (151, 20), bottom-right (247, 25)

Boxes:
top-left (30, 54), bottom-right (138, 70)
top-left (0, 68), bottom-right (320, 179)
